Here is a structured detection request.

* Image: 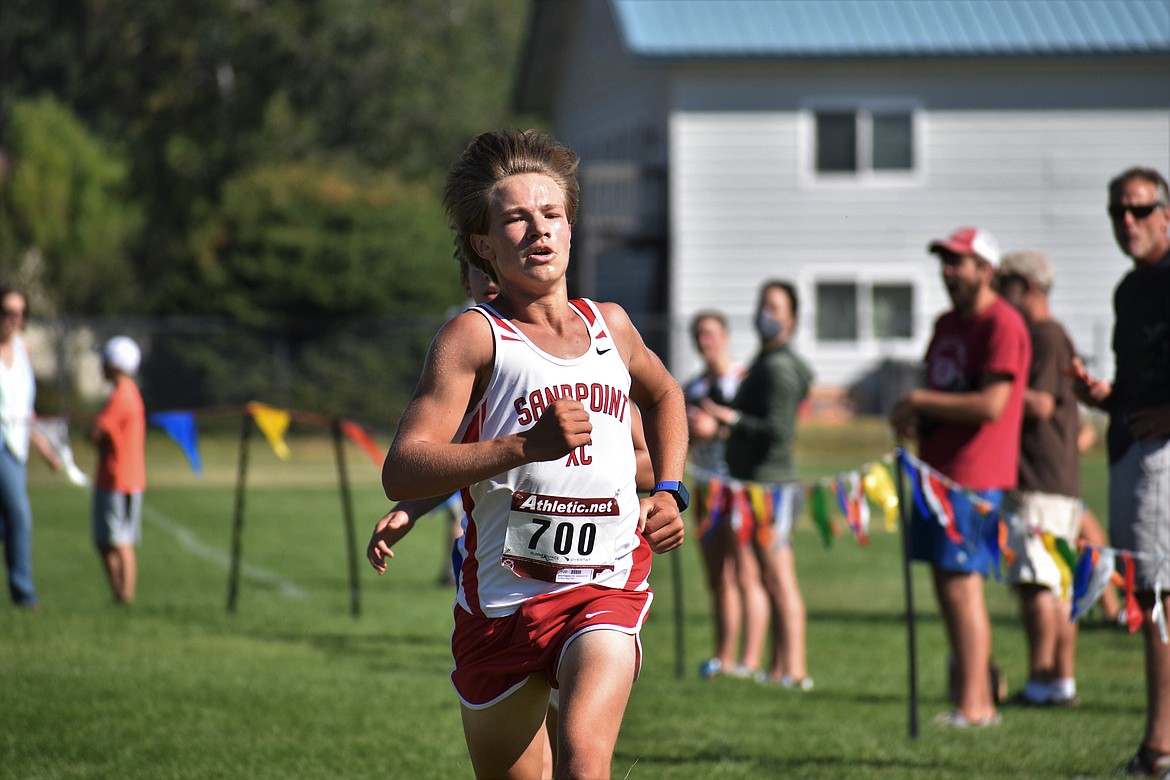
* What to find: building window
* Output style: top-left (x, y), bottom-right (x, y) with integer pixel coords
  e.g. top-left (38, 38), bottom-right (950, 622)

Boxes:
top-left (815, 282), bottom-right (858, 341)
top-left (872, 284), bottom-right (913, 339)
top-left (815, 280), bottom-right (915, 342)
top-left (814, 108), bottom-right (914, 174)
top-left (814, 112), bottom-right (856, 172)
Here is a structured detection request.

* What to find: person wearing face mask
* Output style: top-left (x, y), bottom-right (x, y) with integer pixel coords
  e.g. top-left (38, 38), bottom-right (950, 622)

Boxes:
top-left (697, 280), bottom-right (815, 690)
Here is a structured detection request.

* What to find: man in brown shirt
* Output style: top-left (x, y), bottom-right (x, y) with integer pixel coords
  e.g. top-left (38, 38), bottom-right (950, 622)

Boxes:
top-left (996, 249), bottom-right (1082, 707)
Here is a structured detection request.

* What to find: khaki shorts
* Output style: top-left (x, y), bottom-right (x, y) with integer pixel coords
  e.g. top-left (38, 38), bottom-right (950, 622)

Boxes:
top-left (1110, 437), bottom-right (1170, 592)
top-left (1004, 490), bottom-right (1083, 594)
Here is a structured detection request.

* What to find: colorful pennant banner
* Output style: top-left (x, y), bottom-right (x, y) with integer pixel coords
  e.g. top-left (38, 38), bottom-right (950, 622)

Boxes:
top-left (686, 445), bottom-right (1169, 640)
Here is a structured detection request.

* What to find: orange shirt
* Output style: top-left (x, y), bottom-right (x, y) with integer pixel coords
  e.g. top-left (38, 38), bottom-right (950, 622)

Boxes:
top-left (94, 378), bottom-right (146, 493)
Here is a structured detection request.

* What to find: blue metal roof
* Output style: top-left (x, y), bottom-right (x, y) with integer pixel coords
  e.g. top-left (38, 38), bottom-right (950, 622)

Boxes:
top-left (611, 0), bottom-right (1170, 58)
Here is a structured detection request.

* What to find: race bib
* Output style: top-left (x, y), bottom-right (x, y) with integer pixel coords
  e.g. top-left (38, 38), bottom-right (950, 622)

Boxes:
top-left (502, 491), bottom-right (621, 583)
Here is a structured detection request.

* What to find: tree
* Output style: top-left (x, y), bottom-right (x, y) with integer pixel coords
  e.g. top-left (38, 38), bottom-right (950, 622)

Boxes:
top-left (0, 95), bottom-right (142, 314)
top-left (1, 0), bottom-right (530, 315)
top-left (191, 159), bottom-right (459, 327)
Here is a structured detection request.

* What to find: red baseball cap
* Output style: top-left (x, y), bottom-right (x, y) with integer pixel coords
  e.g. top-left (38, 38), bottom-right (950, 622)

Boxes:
top-left (928, 227), bottom-right (1001, 267)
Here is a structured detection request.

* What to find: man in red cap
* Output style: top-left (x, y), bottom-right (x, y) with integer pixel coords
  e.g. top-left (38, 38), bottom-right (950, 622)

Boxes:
top-left (891, 226), bottom-right (1031, 728)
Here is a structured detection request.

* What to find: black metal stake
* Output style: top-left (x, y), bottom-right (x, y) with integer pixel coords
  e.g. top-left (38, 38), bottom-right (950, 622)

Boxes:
top-left (895, 448), bottom-right (920, 739)
top-left (332, 419), bottom-right (361, 619)
top-left (226, 411), bottom-right (252, 613)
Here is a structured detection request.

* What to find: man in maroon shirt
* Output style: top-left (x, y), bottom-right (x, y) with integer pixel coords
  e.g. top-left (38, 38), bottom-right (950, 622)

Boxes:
top-left (891, 227), bottom-right (1031, 728)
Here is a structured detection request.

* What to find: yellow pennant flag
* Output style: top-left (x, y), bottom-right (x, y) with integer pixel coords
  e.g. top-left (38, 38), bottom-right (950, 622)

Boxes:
top-left (247, 402), bottom-right (291, 460)
top-left (1041, 532), bottom-right (1072, 601)
top-left (862, 462), bottom-right (900, 532)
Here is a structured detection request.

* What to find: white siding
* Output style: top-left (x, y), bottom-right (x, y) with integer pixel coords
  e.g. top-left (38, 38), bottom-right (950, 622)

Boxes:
top-left (667, 62), bottom-right (1170, 390)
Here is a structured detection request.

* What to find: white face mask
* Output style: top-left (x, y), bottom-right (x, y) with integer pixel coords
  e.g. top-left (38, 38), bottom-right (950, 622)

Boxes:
top-left (755, 311), bottom-right (784, 342)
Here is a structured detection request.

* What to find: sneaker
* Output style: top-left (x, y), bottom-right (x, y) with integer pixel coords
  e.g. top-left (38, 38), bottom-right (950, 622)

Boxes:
top-left (1125, 746), bottom-right (1170, 778)
top-left (754, 672), bottom-right (814, 691)
top-left (931, 710), bottom-right (1002, 728)
top-left (698, 658), bottom-right (722, 680)
top-left (723, 663), bottom-right (756, 679)
top-left (781, 675), bottom-right (814, 691)
top-left (1008, 680), bottom-right (1080, 708)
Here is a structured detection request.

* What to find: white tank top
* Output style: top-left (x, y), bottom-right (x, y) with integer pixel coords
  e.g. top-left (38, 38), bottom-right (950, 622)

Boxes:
top-left (0, 336), bottom-right (36, 462)
top-left (454, 299), bottom-right (650, 618)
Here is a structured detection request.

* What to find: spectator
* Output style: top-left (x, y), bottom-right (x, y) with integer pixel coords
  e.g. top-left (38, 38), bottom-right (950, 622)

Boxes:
top-left (890, 228), bottom-right (1030, 727)
top-left (0, 285), bottom-right (61, 610)
top-left (90, 336), bottom-right (146, 605)
top-left (684, 310), bottom-right (766, 680)
top-left (699, 281), bottom-right (814, 690)
top-left (996, 249), bottom-right (1082, 706)
top-left (1072, 166), bottom-right (1170, 777)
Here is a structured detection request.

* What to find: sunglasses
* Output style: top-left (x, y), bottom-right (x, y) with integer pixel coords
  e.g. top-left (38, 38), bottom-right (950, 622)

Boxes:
top-left (1108, 202), bottom-right (1165, 221)
top-left (1, 308), bottom-right (26, 319)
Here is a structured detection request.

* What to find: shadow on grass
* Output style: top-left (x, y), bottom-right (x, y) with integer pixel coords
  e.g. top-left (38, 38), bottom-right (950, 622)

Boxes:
top-left (616, 746), bottom-right (952, 776)
top-left (249, 629), bottom-right (454, 673)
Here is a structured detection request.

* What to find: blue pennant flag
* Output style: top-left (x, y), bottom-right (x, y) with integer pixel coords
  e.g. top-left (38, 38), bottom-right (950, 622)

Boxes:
top-left (148, 411), bottom-right (203, 477)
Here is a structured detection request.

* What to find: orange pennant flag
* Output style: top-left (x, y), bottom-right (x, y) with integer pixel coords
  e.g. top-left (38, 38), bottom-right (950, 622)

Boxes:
top-left (340, 420), bottom-right (383, 467)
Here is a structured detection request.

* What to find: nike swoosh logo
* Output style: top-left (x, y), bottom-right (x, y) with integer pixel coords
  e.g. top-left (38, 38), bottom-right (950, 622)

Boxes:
top-left (584, 610), bottom-right (612, 619)
top-left (596, 347), bottom-right (611, 355)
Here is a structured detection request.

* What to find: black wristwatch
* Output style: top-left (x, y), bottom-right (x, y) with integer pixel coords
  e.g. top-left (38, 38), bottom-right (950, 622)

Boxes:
top-left (651, 480), bottom-right (690, 512)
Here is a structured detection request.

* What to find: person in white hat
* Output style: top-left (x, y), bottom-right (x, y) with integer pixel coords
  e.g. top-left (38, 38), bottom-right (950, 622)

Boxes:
top-left (890, 227), bottom-right (1031, 728)
top-left (90, 336), bottom-right (146, 605)
top-left (996, 249), bottom-right (1083, 708)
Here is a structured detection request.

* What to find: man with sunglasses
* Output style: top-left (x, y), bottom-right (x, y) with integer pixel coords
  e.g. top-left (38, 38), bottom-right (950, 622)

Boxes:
top-left (1072, 167), bottom-right (1170, 778)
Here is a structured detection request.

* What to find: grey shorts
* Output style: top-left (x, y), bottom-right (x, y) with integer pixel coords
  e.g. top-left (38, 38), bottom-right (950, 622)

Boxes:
top-left (1109, 437), bottom-right (1170, 591)
top-left (93, 490), bottom-right (143, 547)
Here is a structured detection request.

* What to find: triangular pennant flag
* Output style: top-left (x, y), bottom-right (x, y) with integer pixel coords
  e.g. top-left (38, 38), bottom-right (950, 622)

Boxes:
top-left (832, 477), bottom-right (850, 517)
top-left (734, 487), bottom-right (755, 546)
top-left (247, 402), bottom-right (291, 460)
top-left (1071, 547), bottom-right (1094, 620)
top-left (848, 471), bottom-right (870, 546)
top-left (31, 416), bottom-right (89, 486)
top-left (997, 518), bottom-right (1016, 570)
top-left (1121, 552), bottom-right (1144, 634)
top-left (984, 510), bottom-right (1003, 581)
top-left (148, 411), bottom-right (204, 477)
top-left (862, 462), bottom-right (899, 532)
top-left (1153, 581), bottom-right (1168, 645)
top-left (898, 450), bottom-right (932, 519)
top-left (339, 420), bottom-right (383, 467)
top-left (753, 485), bottom-right (775, 550)
top-left (919, 466), bottom-right (964, 545)
top-left (1041, 532), bottom-right (1073, 601)
top-left (809, 483), bottom-right (835, 548)
top-left (699, 479), bottom-right (724, 541)
top-left (771, 485), bottom-right (797, 545)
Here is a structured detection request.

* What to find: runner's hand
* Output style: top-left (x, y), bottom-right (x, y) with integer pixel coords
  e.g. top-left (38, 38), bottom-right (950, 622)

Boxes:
top-left (520, 398), bottom-right (592, 461)
top-left (366, 510), bottom-right (415, 575)
top-left (639, 493), bottom-right (684, 554)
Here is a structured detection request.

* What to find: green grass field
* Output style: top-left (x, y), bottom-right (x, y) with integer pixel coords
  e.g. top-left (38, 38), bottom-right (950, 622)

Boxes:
top-left (0, 419), bottom-right (1145, 778)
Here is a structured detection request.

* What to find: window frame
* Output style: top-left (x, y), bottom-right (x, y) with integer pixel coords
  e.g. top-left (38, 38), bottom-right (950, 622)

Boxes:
top-left (800, 100), bottom-right (924, 185)
top-left (812, 277), bottom-right (918, 346)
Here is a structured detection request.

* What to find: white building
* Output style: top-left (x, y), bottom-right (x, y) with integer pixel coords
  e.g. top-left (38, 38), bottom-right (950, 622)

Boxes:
top-left (515, 0), bottom-right (1170, 411)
